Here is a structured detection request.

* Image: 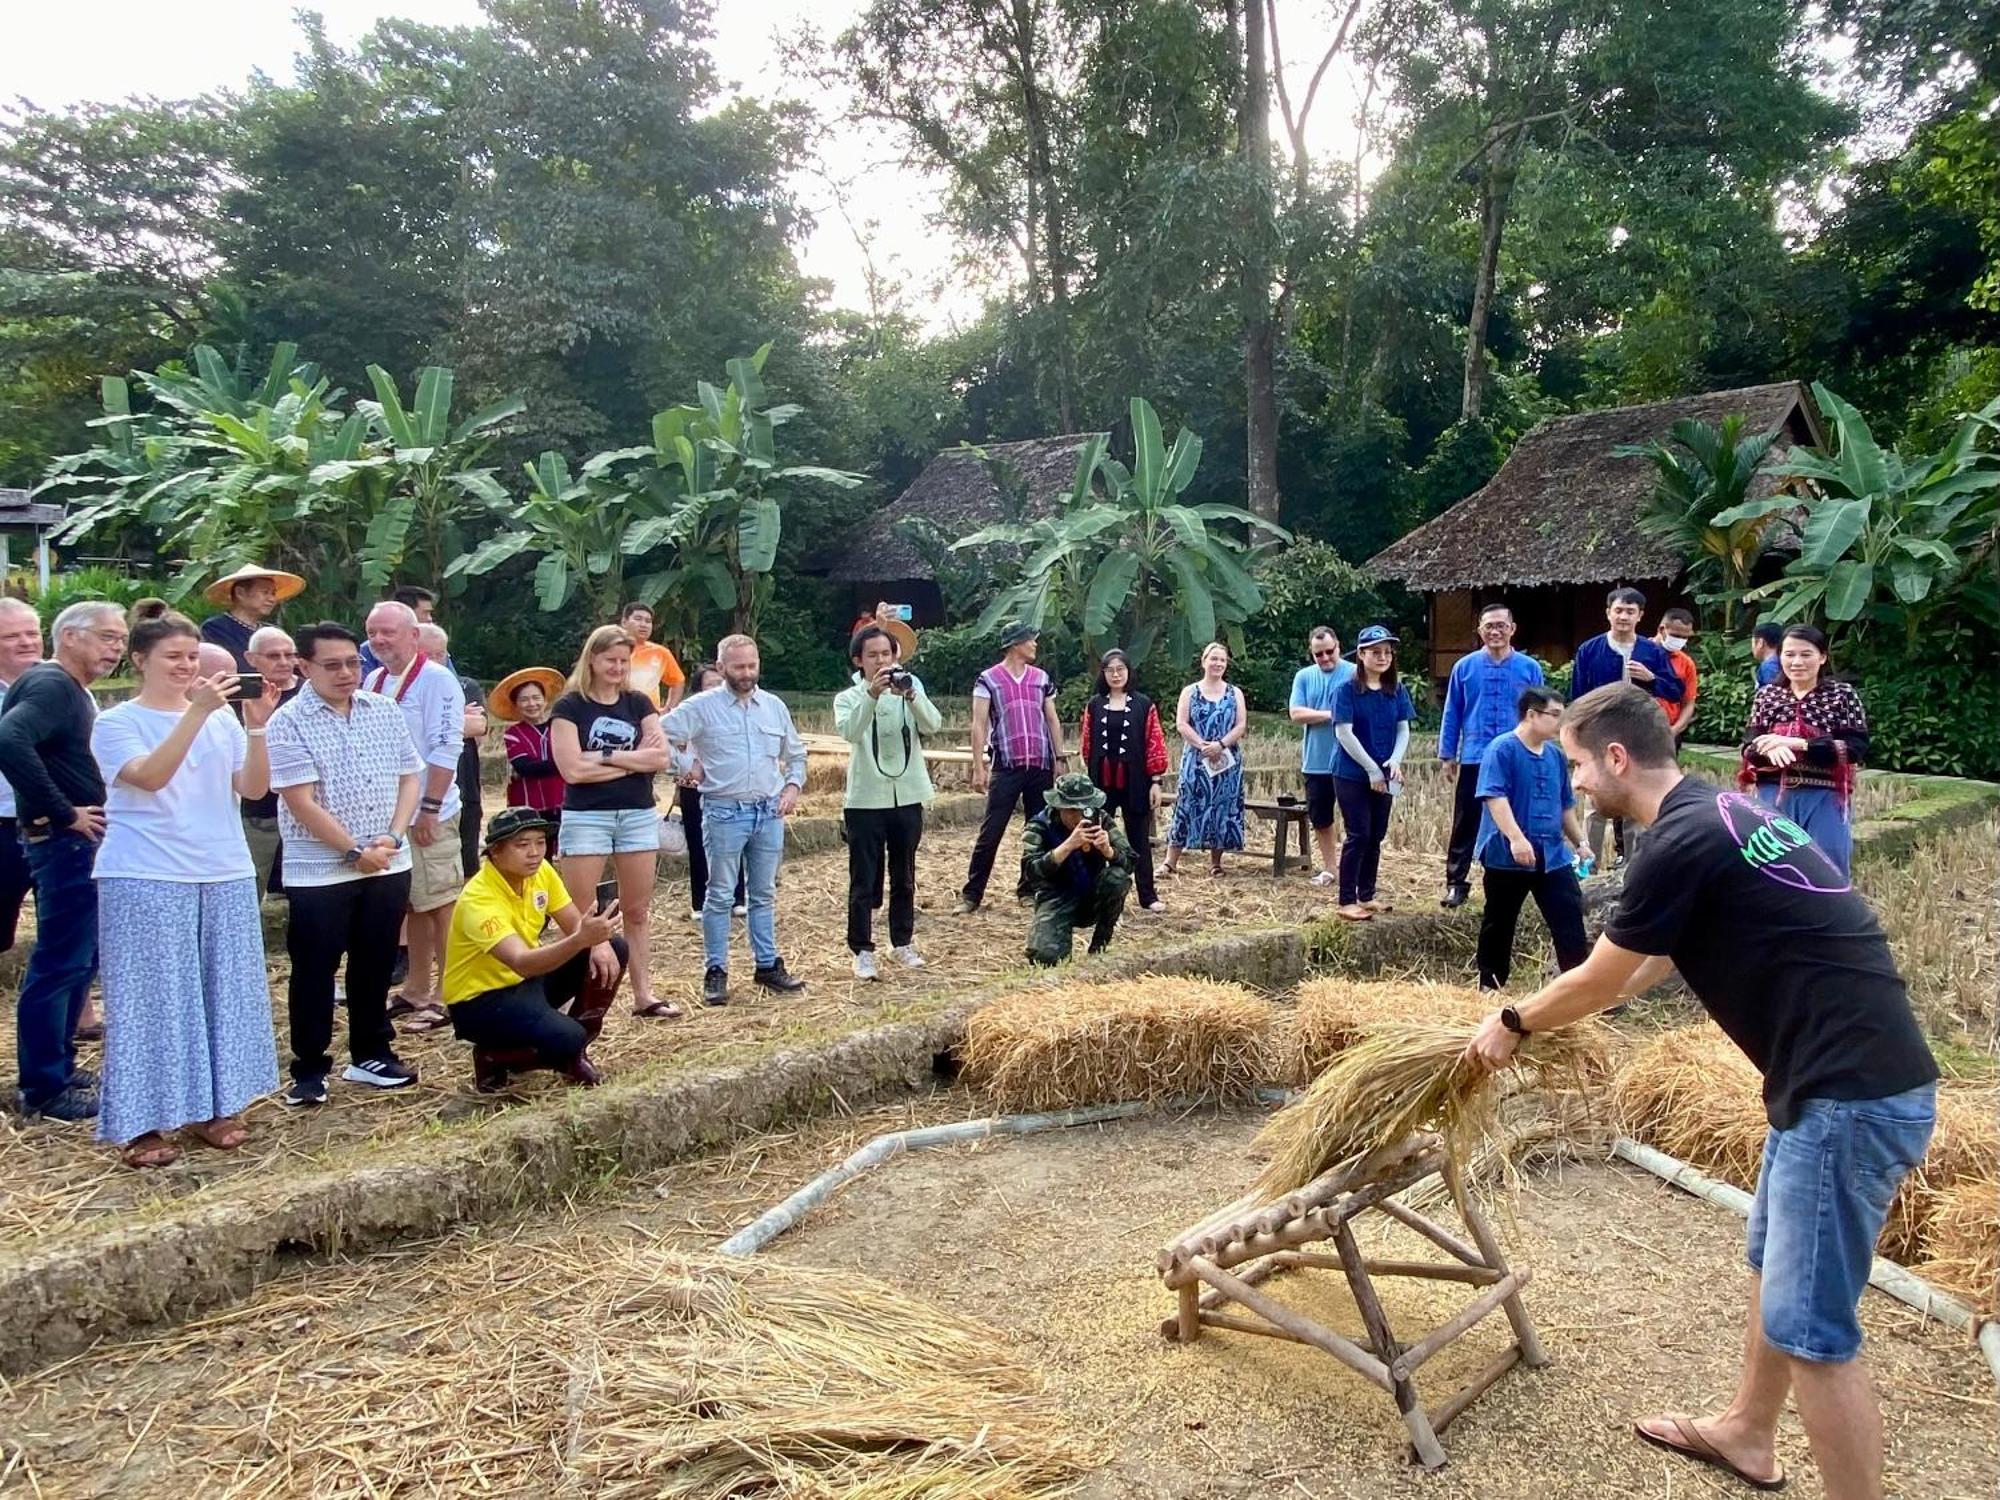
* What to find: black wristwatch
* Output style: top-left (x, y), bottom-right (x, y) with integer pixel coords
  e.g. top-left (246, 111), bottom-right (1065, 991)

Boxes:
top-left (341, 845), bottom-right (365, 867)
top-left (1500, 1005), bottom-right (1530, 1037)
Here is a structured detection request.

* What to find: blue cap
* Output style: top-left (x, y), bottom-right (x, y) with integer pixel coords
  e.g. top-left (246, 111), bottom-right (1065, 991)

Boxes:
top-left (1354, 624), bottom-right (1399, 649)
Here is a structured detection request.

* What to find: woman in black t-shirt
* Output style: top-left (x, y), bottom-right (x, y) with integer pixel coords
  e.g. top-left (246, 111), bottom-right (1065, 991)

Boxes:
top-left (549, 625), bottom-right (676, 1018)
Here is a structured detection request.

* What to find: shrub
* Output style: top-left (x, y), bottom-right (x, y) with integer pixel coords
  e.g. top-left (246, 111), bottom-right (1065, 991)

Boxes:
top-left (1235, 541), bottom-right (1416, 709)
top-left (17, 567), bottom-right (220, 631)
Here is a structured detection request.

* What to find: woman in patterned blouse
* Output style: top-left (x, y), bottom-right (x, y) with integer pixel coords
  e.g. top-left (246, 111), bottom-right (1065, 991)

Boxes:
top-left (1739, 624), bottom-right (1868, 876)
top-left (1079, 649), bottom-right (1171, 912)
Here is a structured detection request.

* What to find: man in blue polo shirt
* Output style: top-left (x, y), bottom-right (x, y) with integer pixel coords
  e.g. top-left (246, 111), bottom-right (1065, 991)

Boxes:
top-left (1572, 586), bottom-right (1682, 865)
top-left (1474, 685), bottom-right (1589, 990)
top-left (1288, 626), bottom-right (1356, 886)
top-left (1438, 603), bottom-right (1544, 909)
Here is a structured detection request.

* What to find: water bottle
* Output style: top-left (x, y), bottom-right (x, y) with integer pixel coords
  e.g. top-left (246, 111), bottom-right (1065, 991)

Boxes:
top-left (1575, 853), bottom-right (1595, 880)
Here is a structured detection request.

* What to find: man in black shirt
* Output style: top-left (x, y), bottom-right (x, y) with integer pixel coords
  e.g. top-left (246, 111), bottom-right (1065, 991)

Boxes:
top-left (1467, 683), bottom-right (1936, 1500)
top-left (242, 627), bottom-right (302, 899)
top-left (0, 600), bottom-right (129, 1120)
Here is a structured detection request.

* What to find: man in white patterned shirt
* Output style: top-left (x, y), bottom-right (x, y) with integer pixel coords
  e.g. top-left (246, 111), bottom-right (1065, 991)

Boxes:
top-left (363, 601), bottom-right (467, 1028)
top-left (266, 622), bottom-right (424, 1106)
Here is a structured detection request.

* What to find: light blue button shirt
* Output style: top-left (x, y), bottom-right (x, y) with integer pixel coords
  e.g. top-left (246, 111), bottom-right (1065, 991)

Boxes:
top-left (660, 685), bottom-right (807, 804)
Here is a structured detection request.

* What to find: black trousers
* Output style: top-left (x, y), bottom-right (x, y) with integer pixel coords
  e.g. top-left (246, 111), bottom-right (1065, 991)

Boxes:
top-left (1097, 778), bottom-right (1158, 907)
top-left (1444, 767), bottom-right (1483, 886)
top-left (286, 870), bottom-right (410, 1080)
top-left (845, 804), bottom-right (924, 952)
top-left (962, 764), bottom-right (1054, 904)
top-left (0, 818), bottom-right (29, 951)
top-left (449, 937), bottom-right (629, 1069)
top-left (1333, 777), bottom-right (1393, 905)
top-left (1476, 863), bottom-right (1590, 990)
top-left (680, 786), bottom-right (744, 912)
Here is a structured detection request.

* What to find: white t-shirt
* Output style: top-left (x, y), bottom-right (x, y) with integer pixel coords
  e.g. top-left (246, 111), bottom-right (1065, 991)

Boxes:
top-left (90, 703), bottom-right (253, 882)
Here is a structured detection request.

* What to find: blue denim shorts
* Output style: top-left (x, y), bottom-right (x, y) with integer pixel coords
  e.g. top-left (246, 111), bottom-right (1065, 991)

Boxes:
top-left (558, 807), bottom-right (662, 857)
top-left (1746, 1084), bottom-right (1935, 1362)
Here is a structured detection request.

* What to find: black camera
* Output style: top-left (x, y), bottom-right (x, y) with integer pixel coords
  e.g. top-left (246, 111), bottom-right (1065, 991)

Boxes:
top-left (886, 667), bottom-right (913, 690)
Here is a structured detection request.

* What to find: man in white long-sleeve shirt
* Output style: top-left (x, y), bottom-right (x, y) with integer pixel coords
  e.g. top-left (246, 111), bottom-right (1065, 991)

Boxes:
top-left (660, 634), bottom-right (808, 1007)
top-left (363, 601), bottom-right (466, 1025)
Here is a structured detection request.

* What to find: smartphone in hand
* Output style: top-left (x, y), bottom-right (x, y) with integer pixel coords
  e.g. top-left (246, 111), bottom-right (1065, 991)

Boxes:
top-left (233, 672), bottom-right (265, 698)
top-left (594, 877), bottom-right (620, 912)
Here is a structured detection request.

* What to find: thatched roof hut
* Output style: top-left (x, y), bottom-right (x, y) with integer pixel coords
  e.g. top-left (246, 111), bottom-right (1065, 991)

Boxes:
top-left (1368, 383), bottom-right (1824, 683)
top-left (810, 434), bottom-right (1103, 624)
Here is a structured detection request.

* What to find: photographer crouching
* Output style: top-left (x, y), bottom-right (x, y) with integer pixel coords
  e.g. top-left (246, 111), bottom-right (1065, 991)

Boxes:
top-left (1020, 773), bottom-right (1135, 966)
top-left (834, 623), bottom-right (941, 980)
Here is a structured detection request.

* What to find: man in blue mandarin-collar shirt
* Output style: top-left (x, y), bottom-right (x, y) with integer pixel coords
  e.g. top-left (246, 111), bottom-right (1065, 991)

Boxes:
top-left (1437, 603), bottom-right (1543, 910)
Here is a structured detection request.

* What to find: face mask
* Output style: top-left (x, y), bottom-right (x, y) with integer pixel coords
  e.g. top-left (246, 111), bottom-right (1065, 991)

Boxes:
top-left (1660, 635), bottom-right (1688, 653)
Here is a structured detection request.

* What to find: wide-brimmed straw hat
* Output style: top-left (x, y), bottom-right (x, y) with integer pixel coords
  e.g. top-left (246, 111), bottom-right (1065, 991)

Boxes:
top-left (489, 666), bottom-right (566, 722)
top-left (202, 563), bottom-right (306, 607)
top-left (878, 615), bottom-right (918, 661)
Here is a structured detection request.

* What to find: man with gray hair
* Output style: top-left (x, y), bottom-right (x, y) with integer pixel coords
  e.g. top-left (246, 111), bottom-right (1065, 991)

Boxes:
top-left (661, 634), bottom-right (808, 1007)
top-left (0, 600), bottom-right (127, 1120)
top-left (363, 601), bottom-right (466, 1027)
top-left (0, 598), bottom-right (46, 961)
top-left (240, 626), bottom-right (301, 899)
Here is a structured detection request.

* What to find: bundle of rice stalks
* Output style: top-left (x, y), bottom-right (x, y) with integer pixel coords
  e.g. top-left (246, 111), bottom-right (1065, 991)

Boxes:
top-left (1611, 1025), bottom-right (1769, 1189)
top-left (1879, 1086), bottom-right (2000, 1263)
top-left (963, 976), bottom-right (1275, 1111)
top-left (1287, 977), bottom-right (1493, 1080)
top-left (1913, 1175), bottom-right (1999, 1315)
top-left (1251, 1017), bottom-right (1613, 1201)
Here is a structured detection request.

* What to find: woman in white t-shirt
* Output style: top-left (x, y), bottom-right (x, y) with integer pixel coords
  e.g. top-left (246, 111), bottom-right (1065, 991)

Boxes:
top-left (89, 604), bottom-right (283, 1168)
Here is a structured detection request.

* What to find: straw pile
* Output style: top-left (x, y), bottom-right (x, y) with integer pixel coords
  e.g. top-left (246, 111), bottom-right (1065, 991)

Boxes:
top-left (1287, 976), bottom-right (1493, 1080)
top-left (1914, 1175), bottom-right (2000, 1314)
top-left (963, 977), bottom-right (1275, 1111)
top-left (141, 1239), bottom-right (1081, 1498)
top-left (1611, 1025), bottom-right (1770, 1189)
top-left (1881, 1086), bottom-right (2000, 1263)
top-left (1252, 1017), bottom-right (1614, 1201)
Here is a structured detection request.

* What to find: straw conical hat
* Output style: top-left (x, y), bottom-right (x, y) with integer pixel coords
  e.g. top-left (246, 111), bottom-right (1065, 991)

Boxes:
top-left (879, 615), bottom-right (918, 662)
top-left (203, 563), bottom-right (306, 606)
top-left (490, 666), bottom-right (567, 722)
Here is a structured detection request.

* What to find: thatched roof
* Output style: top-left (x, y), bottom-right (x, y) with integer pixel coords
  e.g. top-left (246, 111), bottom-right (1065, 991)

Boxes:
top-left (1368, 382), bottom-right (1824, 592)
top-left (815, 433), bottom-right (1103, 583)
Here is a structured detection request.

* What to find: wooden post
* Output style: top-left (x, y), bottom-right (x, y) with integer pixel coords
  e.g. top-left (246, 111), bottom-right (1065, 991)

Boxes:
top-left (1333, 1220), bottom-right (1448, 1470)
top-left (1176, 1281), bottom-right (1201, 1343)
top-left (1443, 1155), bottom-right (1548, 1369)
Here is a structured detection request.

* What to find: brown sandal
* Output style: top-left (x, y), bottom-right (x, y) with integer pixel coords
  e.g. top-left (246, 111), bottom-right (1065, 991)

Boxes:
top-left (1336, 903), bottom-right (1374, 922)
top-left (120, 1133), bottom-right (182, 1170)
top-left (1634, 1416), bottom-right (1786, 1491)
top-left (185, 1116), bottom-right (249, 1151)
top-left (632, 999), bottom-right (685, 1020)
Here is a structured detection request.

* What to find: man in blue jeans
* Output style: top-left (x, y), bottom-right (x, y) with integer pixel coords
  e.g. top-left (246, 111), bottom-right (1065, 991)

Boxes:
top-left (0, 600), bottom-right (130, 1120)
top-left (1468, 684), bottom-right (1936, 1500)
top-left (661, 634), bottom-right (808, 1007)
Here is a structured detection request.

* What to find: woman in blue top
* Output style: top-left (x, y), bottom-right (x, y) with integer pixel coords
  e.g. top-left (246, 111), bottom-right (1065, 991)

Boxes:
top-left (1331, 626), bottom-right (1416, 921)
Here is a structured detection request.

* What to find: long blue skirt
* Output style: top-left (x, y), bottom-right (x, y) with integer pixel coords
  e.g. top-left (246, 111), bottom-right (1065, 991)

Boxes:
top-left (1754, 783), bottom-right (1853, 879)
top-left (96, 877), bottom-right (278, 1145)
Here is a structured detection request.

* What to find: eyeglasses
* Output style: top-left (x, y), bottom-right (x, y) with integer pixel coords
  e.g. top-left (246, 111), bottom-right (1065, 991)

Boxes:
top-left (1311, 649), bottom-right (1338, 660)
top-left (310, 656), bottom-right (362, 674)
top-left (87, 629), bottom-right (129, 646)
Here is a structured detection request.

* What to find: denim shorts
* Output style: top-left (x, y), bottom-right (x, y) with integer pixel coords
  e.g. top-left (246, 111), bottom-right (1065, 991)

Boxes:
top-left (558, 807), bottom-right (662, 857)
top-left (1746, 1083), bottom-right (1935, 1362)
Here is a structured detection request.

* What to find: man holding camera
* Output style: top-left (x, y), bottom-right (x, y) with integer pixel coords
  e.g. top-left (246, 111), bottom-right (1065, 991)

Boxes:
top-left (834, 624), bottom-right (942, 980)
top-left (958, 621), bottom-right (1067, 914)
top-left (1020, 772), bottom-right (1135, 966)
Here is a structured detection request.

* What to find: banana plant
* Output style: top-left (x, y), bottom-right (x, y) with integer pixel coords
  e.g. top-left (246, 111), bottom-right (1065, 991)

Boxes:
top-left (957, 397), bottom-right (1289, 674)
top-left (446, 449), bottom-right (664, 617)
top-left (1616, 413), bottom-right (1781, 634)
top-left (1712, 383), bottom-right (2000, 641)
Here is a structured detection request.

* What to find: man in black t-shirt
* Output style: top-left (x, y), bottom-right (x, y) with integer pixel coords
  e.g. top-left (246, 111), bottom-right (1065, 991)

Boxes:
top-left (1467, 683), bottom-right (1937, 1500)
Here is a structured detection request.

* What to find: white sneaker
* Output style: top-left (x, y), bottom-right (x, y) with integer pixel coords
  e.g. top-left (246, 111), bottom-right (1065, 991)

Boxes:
top-left (732, 903), bottom-right (748, 917)
top-left (852, 950), bottom-right (879, 981)
top-left (892, 945), bottom-right (926, 969)
top-left (1310, 869), bottom-right (1338, 887)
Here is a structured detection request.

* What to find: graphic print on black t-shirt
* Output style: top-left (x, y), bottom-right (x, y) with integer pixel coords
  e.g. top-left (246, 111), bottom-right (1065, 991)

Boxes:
top-left (584, 713), bottom-right (638, 754)
top-left (1605, 778), bottom-right (1935, 1128)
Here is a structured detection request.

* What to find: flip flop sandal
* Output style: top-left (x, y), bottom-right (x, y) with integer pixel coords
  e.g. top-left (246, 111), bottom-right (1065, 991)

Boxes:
top-left (185, 1118), bottom-right (249, 1151)
top-left (385, 994), bottom-right (421, 1019)
top-left (120, 1134), bottom-right (182, 1170)
top-left (632, 1000), bottom-right (685, 1020)
top-left (1634, 1417), bottom-right (1786, 1491)
top-left (399, 1003), bottom-right (452, 1032)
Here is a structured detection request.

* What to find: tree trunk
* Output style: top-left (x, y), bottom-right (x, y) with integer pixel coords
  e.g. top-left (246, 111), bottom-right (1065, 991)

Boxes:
top-left (1240, 0), bottom-right (1281, 525)
top-left (1460, 144), bottom-right (1519, 423)
top-left (1011, 0), bottom-right (1077, 433)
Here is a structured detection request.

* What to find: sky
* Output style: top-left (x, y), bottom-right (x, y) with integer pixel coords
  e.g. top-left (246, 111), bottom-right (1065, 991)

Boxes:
top-left (2, 0), bottom-right (1376, 329)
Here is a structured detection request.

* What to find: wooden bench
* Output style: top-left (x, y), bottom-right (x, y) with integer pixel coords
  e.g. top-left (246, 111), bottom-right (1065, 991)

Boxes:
top-left (1156, 794), bottom-right (1314, 876)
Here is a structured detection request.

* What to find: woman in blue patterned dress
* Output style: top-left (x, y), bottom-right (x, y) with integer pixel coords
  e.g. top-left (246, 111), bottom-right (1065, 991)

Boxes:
top-left (1164, 642), bottom-right (1248, 875)
top-left (90, 604), bottom-right (281, 1168)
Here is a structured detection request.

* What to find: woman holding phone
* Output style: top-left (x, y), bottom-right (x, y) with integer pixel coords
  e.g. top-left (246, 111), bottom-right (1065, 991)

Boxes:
top-left (90, 602), bottom-right (283, 1168)
top-left (549, 625), bottom-right (677, 1019)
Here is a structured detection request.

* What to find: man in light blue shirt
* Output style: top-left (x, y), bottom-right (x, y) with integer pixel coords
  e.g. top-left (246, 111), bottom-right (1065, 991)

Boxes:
top-left (1437, 603), bottom-right (1544, 910)
top-left (660, 634), bottom-right (809, 1007)
top-left (1288, 626), bottom-right (1357, 885)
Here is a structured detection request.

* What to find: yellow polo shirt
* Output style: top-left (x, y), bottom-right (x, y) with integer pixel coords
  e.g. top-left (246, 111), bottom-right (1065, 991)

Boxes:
top-left (443, 861), bottom-right (573, 1005)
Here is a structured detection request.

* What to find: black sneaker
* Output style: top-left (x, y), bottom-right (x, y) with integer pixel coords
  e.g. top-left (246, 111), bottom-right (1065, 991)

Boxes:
top-left (343, 1056), bottom-right (418, 1090)
top-left (753, 959), bottom-right (806, 993)
top-left (28, 1086), bottom-right (98, 1122)
top-left (1440, 882), bottom-right (1471, 910)
top-left (67, 1066), bottom-right (98, 1092)
top-left (953, 895), bottom-right (980, 915)
top-left (702, 966), bottom-right (730, 1007)
top-left (282, 1074), bottom-right (328, 1108)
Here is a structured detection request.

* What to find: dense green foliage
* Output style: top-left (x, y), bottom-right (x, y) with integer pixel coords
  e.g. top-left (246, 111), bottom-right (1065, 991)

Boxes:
top-left (0, 0), bottom-right (1994, 721)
